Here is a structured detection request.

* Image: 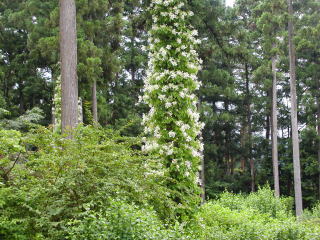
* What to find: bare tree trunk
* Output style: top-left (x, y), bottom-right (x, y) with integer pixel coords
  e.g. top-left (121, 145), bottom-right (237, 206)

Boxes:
top-left (317, 78), bottom-right (320, 200)
top-left (266, 88), bottom-right (271, 140)
top-left (245, 63), bottom-right (255, 192)
top-left (60, 0), bottom-right (78, 135)
top-left (287, 0), bottom-right (303, 217)
top-left (19, 80), bottom-right (24, 114)
top-left (266, 114), bottom-right (270, 140)
top-left (272, 54), bottom-right (280, 197)
top-left (92, 79), bottom-right (98, 123)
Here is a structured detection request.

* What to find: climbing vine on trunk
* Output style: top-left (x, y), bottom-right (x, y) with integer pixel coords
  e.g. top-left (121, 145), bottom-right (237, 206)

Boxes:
top-left (142, 0), bottom-right (204, 219)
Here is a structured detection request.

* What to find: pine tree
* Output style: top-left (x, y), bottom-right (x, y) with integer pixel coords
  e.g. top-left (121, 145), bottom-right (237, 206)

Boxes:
top-left (254, 0), bottom-right (287, 197)
top-left (287, 0), bottom-right (303, 217)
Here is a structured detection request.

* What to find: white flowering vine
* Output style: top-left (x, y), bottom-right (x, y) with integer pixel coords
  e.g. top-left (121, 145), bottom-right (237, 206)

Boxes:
top-left (53, 76), bottom-right (62, 132)
top-left (53, 76), bottom-right (83, 133)
top-left (142, 0), bottom-right (204, 216)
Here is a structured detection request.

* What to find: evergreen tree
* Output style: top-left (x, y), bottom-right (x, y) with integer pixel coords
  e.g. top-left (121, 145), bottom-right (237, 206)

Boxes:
top-left (287, 0), bottom-right (303, 217)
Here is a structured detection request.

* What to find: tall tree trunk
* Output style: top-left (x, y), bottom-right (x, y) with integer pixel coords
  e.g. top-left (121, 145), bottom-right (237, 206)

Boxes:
top-left (245, 63), bottom-right (255, 192)
top-left (60, 0), bottom-right (78, 135)
top-left (317, 78), bottom-right (320, 199)
top-left (266, 89), bottom-right (271, 140)
top-left (240, 126), bottom-right (246, 171)
top-left (92, 79), bottom-right (98, 123)
top-left (224, 101), bottom-right (231, 175)
top-left (272, 54), bottom-right (280, 197)
top-left (19, 81), bottom-right (24, 114)
top-left (88, 7), bottom-right (98, 125)
top-left (287, 0), bottom-right (303, 217)
top-left (266, 114), bottom-right (270, 140)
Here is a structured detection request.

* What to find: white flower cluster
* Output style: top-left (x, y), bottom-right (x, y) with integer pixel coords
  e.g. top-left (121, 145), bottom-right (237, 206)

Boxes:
top-left (143, 0), bottom-right (205, 184)
top-left (53, 76), bottom-right (62, 132)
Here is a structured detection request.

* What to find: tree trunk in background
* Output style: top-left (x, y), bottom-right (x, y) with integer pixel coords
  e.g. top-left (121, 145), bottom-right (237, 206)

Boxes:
top-left (271, 54), bottom-right (280, 197)
top-left (60, 0), bottom-right (78, 135)
top-left (287, 0), bottom-right (303, 217)
top-left (19, 80), bottom-right (24, 114)
top-left (317, 78), bottom-right (320, 200)
top-left (92, 79), bottom-right (98, 123)
top-left (245, 63), bottom-right (255, 192)
top-left (266, 114), bottom-right (270, 140)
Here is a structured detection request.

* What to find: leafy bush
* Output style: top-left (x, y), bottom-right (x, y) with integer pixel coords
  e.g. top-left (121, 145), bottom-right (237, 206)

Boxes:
top-left (67, 200), bottom-right (190, 240)
top-left (0, 129), bottom-right (25, 183)
top-left (191, 187), bottom-right (320, 240)
top-left (0, 126), bottom-right (172, 239)
top-left (217, 186), bottom-right (294, 219)
top-left (0, 107), bottom-right (44, 131)
top-left (1, 127), bottom-right (320, 240)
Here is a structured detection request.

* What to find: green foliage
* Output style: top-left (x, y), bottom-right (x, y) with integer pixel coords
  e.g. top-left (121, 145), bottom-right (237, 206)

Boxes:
top-left (1, 129), bottom-right (320, 240)
top-left (0, 107), bottom-right (44, 131)
top-left (53, 76), bottom-right (61, 132)
top-left (0, 126), bottom-right (173, 239)
top-left (191, 187), bottom-right (320, 240)
top-left (67, 200), bottom-right (185, 240)
top-left (143, 0), bottom-right (204, 219)
top-left (216, 186), bottom-right (294, 219)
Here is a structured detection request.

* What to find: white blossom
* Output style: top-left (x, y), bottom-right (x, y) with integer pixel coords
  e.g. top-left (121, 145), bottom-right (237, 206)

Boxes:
top-left (169, 131), bottom-right (176, 138)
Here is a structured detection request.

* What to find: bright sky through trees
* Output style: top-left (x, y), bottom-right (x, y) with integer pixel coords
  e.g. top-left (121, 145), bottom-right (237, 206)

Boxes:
top-left (226, 0), bottom-right (235, 7)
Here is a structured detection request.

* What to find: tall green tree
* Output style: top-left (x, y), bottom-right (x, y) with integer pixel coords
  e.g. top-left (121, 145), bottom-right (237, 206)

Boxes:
top-left (254, 0), bottom-right (287, 197)
top-left (287, 0), bottom-right (303, 217)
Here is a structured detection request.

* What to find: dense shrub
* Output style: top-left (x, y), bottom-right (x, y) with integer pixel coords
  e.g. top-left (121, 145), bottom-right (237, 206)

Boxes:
top-left (216, 186), bottom-right (294, 219)
top-left (1, 126), bottom-right (320, 240)
top-left (67, 200), bottom-right (196, 240)
top-left (191, 188), bottom-right (320, 240)
top-left (0, 126), bottom-right (173, 239)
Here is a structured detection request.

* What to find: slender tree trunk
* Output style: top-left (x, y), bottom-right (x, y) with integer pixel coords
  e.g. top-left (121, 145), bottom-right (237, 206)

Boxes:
top-left (271, 54), bottom-right (280, 197)
top-left (287, 0), bottom-right (303, 217)
top-left (245, 63), bottom-right (255, 192)
top-left (19, 80), bottom-right (24, 114)
top-left (92, 79), bottom-right (98, 123)
top-left (266, 114), bottom-right (270, 140)
top-left (240, 126), bottom-right (246, 171)
top-left (60, 0), bottom-right (78, 135)
top-left (266, 88), bottom-right (271, 140)
top-left (317, 78), bottom-right (320, 199)
top-left (88, 8), bottom-right (98, 125)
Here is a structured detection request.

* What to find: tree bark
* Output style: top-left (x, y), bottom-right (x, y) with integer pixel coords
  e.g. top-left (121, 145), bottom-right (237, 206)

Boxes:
top-left (271, 54), bottom-right (280, 197)
top-left (19, 80), bottom-right (24, 114)
top-left (60, 0), bottom-right (78, 135)
top-left (317, 78), bottom-right (320, 200)
top-left (266, 114), bottom-right (270, 140)
top-left (92, 79), bottom-right (98, 123)
top-left (245, 63), bottom-right (255, 192)
top-left (287, 0), bottom-right (303, 217)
